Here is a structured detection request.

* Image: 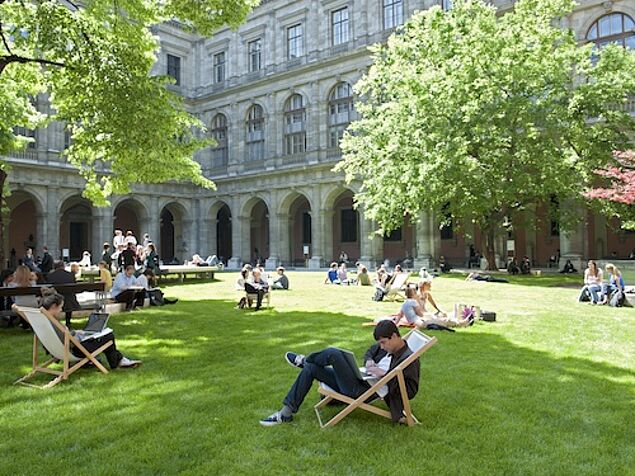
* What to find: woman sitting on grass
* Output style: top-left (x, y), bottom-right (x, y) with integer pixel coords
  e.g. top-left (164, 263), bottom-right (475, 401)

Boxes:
top-left (372, 288), bottom-right (472, 329)
top-left (417, 279), bottom-right (446, 317)
top-left (578, 260), bottom-right (603, 304)
top-left (599, 263), bottom-right (625, 305)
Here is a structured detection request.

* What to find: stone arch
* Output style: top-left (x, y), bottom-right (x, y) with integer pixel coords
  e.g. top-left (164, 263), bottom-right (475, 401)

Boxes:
top-left (241, 197), bottom-right (269, 265)
top-left (578, 8), bottom-right (635, 42)
top-left (382, 213), bottom-right (415, 265)
top-left (208, 200), bottom-right (232, 265)
top-left (278, 191), bottom-right (313, 266)
top-left (5, 190), bottom-right (45, 265)
top-left (59, 195), bottom-right (93, 261)
top-left (112, 197), bottom-right (149, 240)
top-left (277, 88), bottom-right (310, 111)
top-left (160, 201), bottom-right (191, 263)
top-left (329, 188), bottom-right (360, 264)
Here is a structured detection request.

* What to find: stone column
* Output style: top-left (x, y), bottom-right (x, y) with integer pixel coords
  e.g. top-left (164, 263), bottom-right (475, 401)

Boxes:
top-left (46, 187), bottom-right (60, 259)
top-left (414, 210), bottom-right (436, 269)
top-left (35, 212), bottom-right (48, 256)
top-left (228, 214), bottom-right (247, 270)
top-left (266, 211), bottom-right (281, 269)
top-left (147, 201), bottom-right (161, 258)
top-left (309, 208), bottom-right (332, 269)
top-left (358, 214), bottom-right (382, 269)
top-left (560, 221), bottom-right (585, 272)
top-left (91, 206), bottom-right (112, 261)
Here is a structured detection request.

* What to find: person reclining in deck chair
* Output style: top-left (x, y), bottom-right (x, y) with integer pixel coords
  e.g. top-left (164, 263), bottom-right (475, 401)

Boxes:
top-left (260, 320), bottom-right (419, 426)
top-left (40, 290), bottom-right (141, 369)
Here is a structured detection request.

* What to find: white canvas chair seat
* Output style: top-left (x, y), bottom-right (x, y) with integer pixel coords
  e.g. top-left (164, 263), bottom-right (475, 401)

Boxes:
top-left (13, 305), bottom-right (112, 389)
top-left (384, 273), bottom-right (410, 301)
top-left (314, 329), bottom-right (437, 428)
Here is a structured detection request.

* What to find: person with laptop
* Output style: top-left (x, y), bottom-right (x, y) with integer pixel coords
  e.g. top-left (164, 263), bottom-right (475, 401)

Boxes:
top-left (111, 265), bottom-right (146, 311)
top-left (40, 291), bottom-right (141, 368)
top-left (260, 320), bottom-right (420, 426)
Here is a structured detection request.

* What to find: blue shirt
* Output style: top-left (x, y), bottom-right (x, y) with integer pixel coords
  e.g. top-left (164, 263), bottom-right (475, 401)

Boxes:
top-left (327, 269), bottom-right (338, 282)
top-left (111, 272), bottom-right (137, 298)
top-left (610, 273), bottom-right (625, 290)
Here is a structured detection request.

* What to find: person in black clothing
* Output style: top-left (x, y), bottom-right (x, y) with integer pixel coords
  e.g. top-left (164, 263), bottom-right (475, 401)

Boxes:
top-left (45, 260), bottom-right (81, 327)
top-left (260, 320), bottom-right (420, 426)
top-left (118, 243), bottom-right (136, 271)
top-left (40, 247), bottom-right (53, 275)
top-left (244, 268), bottom-right (268, 310)
top-left (101, 243), bottom-right (112, 269)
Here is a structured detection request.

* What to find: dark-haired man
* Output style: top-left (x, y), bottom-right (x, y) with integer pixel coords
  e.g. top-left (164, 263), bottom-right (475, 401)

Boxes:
top-left (45, 260), bottom-right (80, 327)
top-left (260, 320), bottom-right (420, 426)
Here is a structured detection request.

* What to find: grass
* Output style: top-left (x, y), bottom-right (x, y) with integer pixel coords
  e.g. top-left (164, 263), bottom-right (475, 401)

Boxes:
top-left (0, 272), bottom-right (633, 475)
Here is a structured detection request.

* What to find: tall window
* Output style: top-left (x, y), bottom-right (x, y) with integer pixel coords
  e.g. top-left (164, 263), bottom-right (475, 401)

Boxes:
top-left (384, 228), bottom-right (403, 241)
top-left (167, 54), bottom-right (181, 85)
top-left (302, 212), bottom-right (312, 244)
top-left (328, 82), bottom-right (354, 149)
top-left (586, 13), bottom-right (635, 49)
top-left (440, 203), bottom-right (453, 240)
top-left (332, 7), bottom-right (350, 46)
top-left (64, 130), bottom-right (71, 150)
top-left (341, 209), bottom-right (358, 242)
top-left (246, 104), bottom-right (265, 161)
top-left (248, 38), bottom-right (262, 72)
top-left (284, 94), bottom-right (306, 155)
top-left (211, 114), bottom-right (228, 167)
top-left (287, 24), bottom-right (304, 59)
top-left (441, 0), bottom-right (453, 11)
top-left (14, 126), bottom-right (36, 149)
top-left (213, 52), bottom-right (226, 83)
top-left (383, 0), bottom-right (404, 29)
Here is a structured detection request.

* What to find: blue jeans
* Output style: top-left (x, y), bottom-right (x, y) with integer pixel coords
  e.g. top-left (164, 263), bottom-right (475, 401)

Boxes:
top-left (283, 347), bottom-right (370, 414)
top-left (582, 284), bottom-right (602, 303)
top-left (601, 283), bottom-right (617, 301)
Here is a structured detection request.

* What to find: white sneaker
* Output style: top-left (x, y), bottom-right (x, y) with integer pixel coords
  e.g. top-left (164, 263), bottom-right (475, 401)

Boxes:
top-left (118, 357), bottom-right (142, 368)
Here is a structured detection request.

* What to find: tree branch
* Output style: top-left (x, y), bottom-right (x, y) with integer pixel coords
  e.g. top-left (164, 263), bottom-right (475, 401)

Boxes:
top-left (0, 54), bottom-right (66, 76)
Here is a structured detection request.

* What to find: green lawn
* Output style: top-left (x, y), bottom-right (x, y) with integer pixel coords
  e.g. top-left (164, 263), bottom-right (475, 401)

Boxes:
top-left (1, 272), bottom-right (633, 475)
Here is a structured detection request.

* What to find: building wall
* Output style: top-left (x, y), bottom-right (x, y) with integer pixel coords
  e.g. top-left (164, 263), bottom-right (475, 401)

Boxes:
top-left (2, 0), bottom-right (635, 268)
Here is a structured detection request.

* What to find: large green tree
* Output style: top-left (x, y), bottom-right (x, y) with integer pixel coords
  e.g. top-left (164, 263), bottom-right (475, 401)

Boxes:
top-left (0, 0), bottom-right (258, 263)
top-left (337, 0), bottom-right (635, 269)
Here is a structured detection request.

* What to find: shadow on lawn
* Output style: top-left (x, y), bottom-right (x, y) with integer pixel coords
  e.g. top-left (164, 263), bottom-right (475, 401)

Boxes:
top-left (1, 299), bottom-right (633, 473)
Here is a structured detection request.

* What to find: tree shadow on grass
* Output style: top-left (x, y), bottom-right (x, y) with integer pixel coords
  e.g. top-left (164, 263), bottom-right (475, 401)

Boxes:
top-left (0, 300), bottom-right (633, 475)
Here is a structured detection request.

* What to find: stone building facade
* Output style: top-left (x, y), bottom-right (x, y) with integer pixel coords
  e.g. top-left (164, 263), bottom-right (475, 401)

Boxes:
top-left (3, 0), bottom-right (635, 270)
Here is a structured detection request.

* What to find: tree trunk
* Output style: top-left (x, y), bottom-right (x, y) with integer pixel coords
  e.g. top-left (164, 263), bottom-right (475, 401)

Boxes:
top-left (0, 168), bottom-right (6, 269)
top-left (484, 224), bottom-right (498, 271)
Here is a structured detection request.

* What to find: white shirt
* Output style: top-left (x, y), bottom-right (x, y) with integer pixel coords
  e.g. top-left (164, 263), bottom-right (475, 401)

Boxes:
top-left (373, 355), bottom-right (392, 398)
top-left (584, 268), bottom-right (603, 286)
top-left (113, 234), bottom-right (125, 248)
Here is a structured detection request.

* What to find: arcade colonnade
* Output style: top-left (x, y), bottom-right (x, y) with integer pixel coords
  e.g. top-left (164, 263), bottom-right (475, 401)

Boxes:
top-left (6, 180), bottom-right (630, 271)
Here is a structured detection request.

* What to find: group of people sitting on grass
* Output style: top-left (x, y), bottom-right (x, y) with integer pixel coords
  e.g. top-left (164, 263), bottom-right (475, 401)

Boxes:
top-left (578, 261), bottom-right (626, 306)
top-left (235, 264), bottom-right (289, 310)
top-left (373, 279), bottom-right (474, 330)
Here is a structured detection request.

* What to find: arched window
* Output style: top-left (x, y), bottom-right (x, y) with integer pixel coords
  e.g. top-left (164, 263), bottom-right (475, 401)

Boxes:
top-left (586, 13), bottom-right (635, 49)
top-left (211, 113), bottom-right (228, 167)
top-left (284, 94), bottom-right (306, 155)
top-left (328, 82), bottom-right (354, 149)
top-left (246, 104), bottom-right (265, 161)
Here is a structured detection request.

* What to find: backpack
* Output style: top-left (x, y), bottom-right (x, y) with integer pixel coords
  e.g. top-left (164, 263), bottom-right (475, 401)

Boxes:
top-left (609, 290), bottom-right (625, 307)
top-left (372, 288), bottom-right (385, 302)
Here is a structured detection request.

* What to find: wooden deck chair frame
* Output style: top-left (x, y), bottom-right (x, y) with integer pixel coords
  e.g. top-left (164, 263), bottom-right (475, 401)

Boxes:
top-left (245, 290), bottom-right (271, 308)
top-left (384, 272), bottom-right (410, 301)
top-left (314, 329), bottom-right (437, 428)
top-left (13, 305), bottom-right (113, 389)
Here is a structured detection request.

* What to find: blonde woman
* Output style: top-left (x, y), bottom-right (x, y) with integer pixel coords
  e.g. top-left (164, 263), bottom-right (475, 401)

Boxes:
top-left (9, 265), bottom-right (39, 308)
top-left (417, 279), bottom-right (446, 317)
top-left (600, 263), bottom-right (625, 305)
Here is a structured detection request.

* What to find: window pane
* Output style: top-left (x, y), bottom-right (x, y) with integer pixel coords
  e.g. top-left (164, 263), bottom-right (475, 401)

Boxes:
top-left (599, 15), bottom-right (610, 37)
top-left (341, 209), bottom-right (358, 242)
top-left (610, 13), bottom-right (622, 35)
top-left (587, 24), bottom-right (597, 40)
top-left (625, 15), bottom-right (635, 30)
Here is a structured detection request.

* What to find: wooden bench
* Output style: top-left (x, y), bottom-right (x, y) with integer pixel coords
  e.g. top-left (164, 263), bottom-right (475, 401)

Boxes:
top-left (0, 282), bottom-right (106, 298)
top-left (158, 265), bottom-right (219, 282)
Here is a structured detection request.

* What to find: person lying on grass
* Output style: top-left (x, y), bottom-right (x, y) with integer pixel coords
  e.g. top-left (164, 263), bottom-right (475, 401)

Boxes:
top-left (372, 288), bottom-right (472, 329)
top-left (260, 320), bottom-right (419, 426)
top-left (41, 291), bottom-right (142, 369)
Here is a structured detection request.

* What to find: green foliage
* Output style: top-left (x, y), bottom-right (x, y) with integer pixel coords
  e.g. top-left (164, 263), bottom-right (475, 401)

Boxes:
top-left (0, 0), bottom-right (259, 205)
top-left (1, 272), bottom-right (633, 474)
top-left (337, 0), bottom-right (635, 236)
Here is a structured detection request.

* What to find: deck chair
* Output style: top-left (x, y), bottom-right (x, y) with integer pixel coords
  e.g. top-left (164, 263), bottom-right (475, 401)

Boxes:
top-left (383, 272), bottom-right (410, 301)
top-left (12, 305), bottom-right (112, 389)
top-left (314, 329), bottom-right (437, 428)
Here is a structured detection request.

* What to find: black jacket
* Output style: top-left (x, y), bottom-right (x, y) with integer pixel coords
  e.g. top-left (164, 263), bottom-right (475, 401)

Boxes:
top-left (118, 249), bottom-right (136, 269)
top-left (363, 341), bottom-right (420, 422)
top-left (40, 253), bottom-right (53, 274)
top-left (45, 269), bottom-right (80, 311)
